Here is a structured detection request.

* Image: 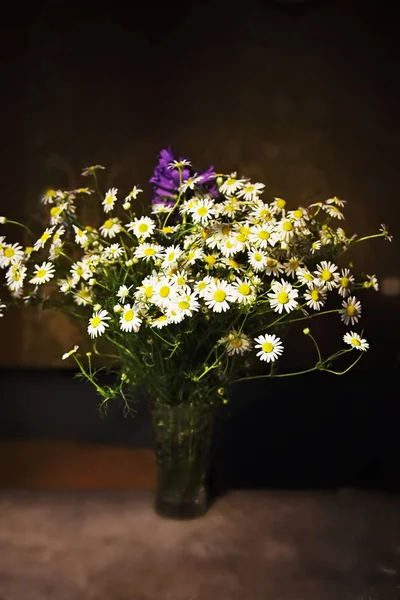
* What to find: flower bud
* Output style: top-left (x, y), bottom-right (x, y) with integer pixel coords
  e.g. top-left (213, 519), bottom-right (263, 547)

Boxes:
top-left (303, 327), bottom-right (310, 335)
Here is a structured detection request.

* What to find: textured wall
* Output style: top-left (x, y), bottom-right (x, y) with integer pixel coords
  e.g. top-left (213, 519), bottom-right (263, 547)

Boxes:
top-left (1, 0), bottom-right (399, 367)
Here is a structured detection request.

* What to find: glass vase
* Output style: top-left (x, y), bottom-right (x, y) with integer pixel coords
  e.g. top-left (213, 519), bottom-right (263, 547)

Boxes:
top-left (150, 401), bottom-right (216, 520)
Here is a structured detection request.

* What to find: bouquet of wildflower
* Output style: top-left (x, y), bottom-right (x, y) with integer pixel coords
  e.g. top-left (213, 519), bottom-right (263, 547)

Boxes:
top-left (0, 148), bottom-right (392, 411)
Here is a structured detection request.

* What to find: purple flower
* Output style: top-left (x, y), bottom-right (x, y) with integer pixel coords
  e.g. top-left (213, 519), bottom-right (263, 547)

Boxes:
top-left (150, 147), bottom-right (216, 208)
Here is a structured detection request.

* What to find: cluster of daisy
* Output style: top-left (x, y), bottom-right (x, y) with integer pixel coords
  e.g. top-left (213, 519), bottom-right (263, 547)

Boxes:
top-left (0, 157), bottom-right (390, 381)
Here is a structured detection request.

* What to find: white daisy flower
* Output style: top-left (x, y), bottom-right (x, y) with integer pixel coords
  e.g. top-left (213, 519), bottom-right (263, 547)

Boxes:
top-left (171, 270), bottom-right (192, 288)
top-left (73, 225), bottom-right (89, 247)
top-left (71, 260), bottom-right (92, 282)
top-left (219, 174), bottom-right (245, 195)
top-left (275, 219), bottom-right (295, 243)
top-left (314, 261), bottom-right (340, 290)
top-left (117, 284), bottom-right (132, 303)
top-left (265, 257), bottom-right (285, 277)
top-left (0, 243), bottom-right (24, 268)
top-left (120, 303), bottom-right (142, 332)
top-left (166, 306), bottom-right (186, 324)
top-left (180, 174), bottom-right (203, 193)
top-left (311, 240), bottom-right (321, 254)
top-left (254, 333), bottom-right (284, 362)
top-left (204, 279), bottom-right (235, 313)
top-left (134, 243), bottom-right (164, 262)
top-left (340, 296), bottom-right (362, 326)
top-left (203, 253), bottom-right (220, 268)
top-left (113, 304), bottom-right (123, 313)
top-left (325, 204), bottom-right (345, 220)
top-left (33, 227), bottom-right (55, 251)
top-left (287, 207), bottom-right (309, 227)
top-left (125, 186), bottom-right (143, 201)
top-left (249, 201), bottom-right (275, 223)
top-left (61, 345), bottom-right (79, 360)
top-left (338, 268), bottom-right (355, 297)
top-left (102, 243), bottom-right (124, 261)
top-left (195, 275), bottom-right (214, 298)
top-left (52, 226), bottom-right (66, 244)
top-left (172, 291), bottom-right (200, 318)
top-left (249, 223), bottom-right (277, 249)
top-left (58, 277), bottom-right (76, 293)
top-left (162, 245), bottom-right (183, 268)
top-left (188, 198), bottom-right (217, 224)
top-left (221, 257), bottom-right (244, 272)
top-left (150, 315), bottom-right (170, 329)
top-left (232, 224), bottom-right (252, 251)
top-left (6, 263), bottom-right (27, 292)
top-left (49, 241), bottom-right (64, 261)
top-left (231, 279), bottom-right (256, 305)
top-left (237, 182), bottom-right (265, 201)
top-left (99, 218), bottom-right (121, 239)
top-left (268, 279), bottom-right (299, 314)
top-left (343, 331), bottom-right (369, 352)
top-left (218, 329), bottom-right (252, 356)
top-left (326, 196), bottom-right (346, 207)
top-left (49, 203), bottom-right (66, 225)
top-left (74, 284), bottom-right (92, 306)
top-left (134, 274), bottom-right (158, 302)
top-left (102, 187), bottom-right (118, 212)
top-left (41, 189), bottom-right (58, 204)
top-left (284, 257), bottom-right (302, 278)
top-left (296, 267), bottom-right (315, 287)
top-left (29, 261), bottom-right (56, 285)
top-left (219, 237), bottom-right (240, 257)
top-left (168, 159), bottom-right (192, 170)
top-left (87, 309), bottom-right (110, 338)
top-left (127, 216), bottom-right (156, 240)
top-left (153, 277), bottom-right (179, 308)
top-left (219, 198), bottom-right (242, 217)
top-left (363, 274), bottom-right (379, 291)
top-left (185, 247), bottom-right (204, 265)
top-left (271, 197), bottom-right (287, 214)
top-left (304, 283), bottom-right (327, 311)
top-left (248, 249), bottom-right (267, 271)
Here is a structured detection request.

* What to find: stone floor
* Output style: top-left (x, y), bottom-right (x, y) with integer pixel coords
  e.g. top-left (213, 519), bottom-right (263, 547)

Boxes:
top-left (0, 489), bottom-right (399, 599)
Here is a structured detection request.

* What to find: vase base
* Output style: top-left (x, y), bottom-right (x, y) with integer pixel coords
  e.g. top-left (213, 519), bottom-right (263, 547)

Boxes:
top-left (155, 488), bottom-right (207, 520)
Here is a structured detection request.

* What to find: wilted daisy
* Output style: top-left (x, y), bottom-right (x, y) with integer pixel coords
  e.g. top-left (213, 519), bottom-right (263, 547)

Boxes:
top-left (162, 245), bottom-right (183, 269)
top-left (248, 249), bottom-right (267, 271)
top-left (102, 187), bottom-right (118, 212)
top-left (29, 261), bottom-right (55, 285)
top-left (188, 198), bottom-right (216, 224)
top-left (340, 296), bottom-right (362, 326)
top-left (265, 257), bottom-right (285, 277)
top-left (99, 218), bottom-right (121, 239)
top-left (363, 274), bottom-right (379, 291)
top-left (58, 277), bottom-right (75, 293)
top-left (120, 304), bottom-right (142, 332)
top-left (117, 284), bottom-right (132, 303)
top-left (74, 284), bottom-right (92, 306)
top-left (314, 261), bottom-right (340, 291)
top-left (343, 331), bottom-right (369, 352)
top-left (134, 243), bottom-right (164, 262)
top-left (268, 279), bottom-right (299, 314)
top-left (81, 164), bottom-right (105, 177)
top-left (73, 225), bottom-right (89, 247)
top-left (254, 333), bottom-right (284, 362)
top-left (218, 329), bottom-right (252, 355)
top-left (87, 309), bottom-right (110, 338)
top-left (102, 243), bottom-right (124, 261)
top-left (326, 196), bottom-right (346, 207)
top-left (61, 345), bottom-right (79, 360)
top-left (237, 181), bottom-right (265, 201)
top-left (127, 216), bottom-right (156, 240)
top-left (231, 279), bottom-right (256, 305)
top-left (284, 257), bottom-right (302, 278)
top-left (338, 268), bottom-right (355, 297)
top-left (249, 224), bottom-right (277, 249)
top-left (219, 174), bottom-right (245, 195)
top-left (168, 158), bottom-right (192, 170)
top-left (33, 227), bottom-right (55, 251)
top-left (0, 243), bottom-right (24, 268)
top-left (204, 279), bottom-right (235, 313)
top-left (325, 204), bottom-right (344, 220)
top-left (304, 283), bottom-right (327, 311)
top-left (6, 263), bottom-right (27, 292)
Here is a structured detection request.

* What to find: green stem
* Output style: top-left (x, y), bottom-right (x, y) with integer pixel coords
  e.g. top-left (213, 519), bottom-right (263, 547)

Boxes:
top-left (2, 219), bottom-right (33, 236)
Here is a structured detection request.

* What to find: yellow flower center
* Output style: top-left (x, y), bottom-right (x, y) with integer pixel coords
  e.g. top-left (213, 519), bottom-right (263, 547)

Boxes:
top-left (14, 273), bottom-right (21, 281)
top-left (144, 286), bottom-right (153, 298)
top-left (178, 300), bottom-right (190, 310)
top-left (239, 225), bottom-right (250, 234)
top-left (304, 272), bottom-right (313, 281)
top-left (205, 255), bottom-right (216, 265)
top-left (202, 228), bottom-right (211, 239)
top-left (76, 267), bottom-right (84, 276)
top-left (79, 289), bottom-right (90, 299)
top-left (351, 337), bottom-right (361, 346)
top-left (162, 226), bottom-right (174, 234)
top-left (293, 209), bottom-right (303, 219)
top-left (105, 195), bottom-right (114, 205)
top-left (144, 248), bottom-right (156, 256)
top-left (278, 291), bottom-right (289, 304)
top-left (103, 219), bottom-right (113, 229)
top-left (225, 178), bottom-right (236, 187)
top-left (50, 206), bottom-right (61, 217)
top-left (124, 310), bottom-right (134, 322)
top-left (188, 252), bottom-right (195, 261)
top-left (245, 185), bottom-right (254, 193)
top-left (321, 269), bottom-right (332, 281)
top-left (225, 240), bottom-right (235, 249)
top-left (177, 276), bottom-right (185, 285)
top-left (4, 248), bottom-right (15, 258)
top-left (276, 198), bottom-right (286, 209)
top-left (40, 232), bottom-right (50, 243)
top-left (198, 281), bottom-right (207, 290)
top-left (168, 252), bottom-right (175, 261)
top-left (262, 342), bottom-right (274, 353)
top-left (159, 286), bottom-right (170, 298)
top-left (341, 277), bottom-right (349, 288)
top-left (238, 283), bottom-right (251, 296)
top-left (138, 223), bottom-right (149, 233)
top-left (197, 206), bottom-right (208, 217)
top-left (346, 305), bottom-right (356, 316)
top-left (222, 225), bottom-right (231, 235)
top-left (236, 234), bottom-right (247, 243)
top-left (260, 209), bottom-right (272, 220)
top-left (231, 338), bottom-right (243, 348)
top-left (213, 290), bottom-right (226, 303)
top-left (254, 253), bottom-right (262, 262)
top-left (282, 221), bottom-right (292, 232)
top-left (91, 316), bottom-right (101, 328)
top-left (36, 269), bottom-right (47, 279)
top-left (228, 259), bottom-right (239, 268)
top-left (156, 316), bottom-right (167, 323)
top-left (311, 290), bottom-right (320, 301)
top-left (289, 259), bottom-right (299, 270)
top-left (267, 258), bottom-right (277, 268)
top-left (45, 189), bottom-right (56, 198)
top-left (258, 230), bottom-right (270, 240)
top-left (25, 247), bottom-right (33, 254)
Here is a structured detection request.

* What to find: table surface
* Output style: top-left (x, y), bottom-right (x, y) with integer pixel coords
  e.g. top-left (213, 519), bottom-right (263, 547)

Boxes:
top-left (0, 488), bottom-right (399, 600)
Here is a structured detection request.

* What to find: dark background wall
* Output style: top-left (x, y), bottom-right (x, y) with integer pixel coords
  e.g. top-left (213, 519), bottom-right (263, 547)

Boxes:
top-left (0, 0), bottom-right (399, 489)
